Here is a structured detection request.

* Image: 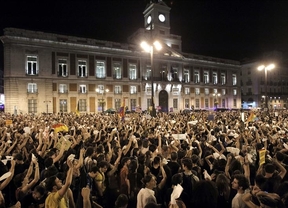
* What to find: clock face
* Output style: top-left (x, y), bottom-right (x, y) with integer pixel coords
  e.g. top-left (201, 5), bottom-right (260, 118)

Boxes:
top-left (158, 14), bottom-right (165, 22)
top-left (147, 16), bottom-right (152, 24)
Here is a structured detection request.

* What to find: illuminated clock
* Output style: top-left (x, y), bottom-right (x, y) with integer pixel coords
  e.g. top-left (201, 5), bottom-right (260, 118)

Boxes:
top-left (158, 14), bottom-right (165, 22)
top-left (147, 15), bottom-right (152, 24)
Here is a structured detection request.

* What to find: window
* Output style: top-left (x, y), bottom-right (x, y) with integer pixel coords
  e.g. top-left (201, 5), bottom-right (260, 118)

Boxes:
top-left (195, 88), bottom-right (200, 95)
top-left (59, 99), bottom-right (67, 112)
top-left (58, 59), bottom-right (68, 77)
top-left (27, 83), bottom-right (37, 93)
top-left (78, 60), bottom-right (87, 77)
top-left (131, 99), bottom-right (136, 111)
top-left (232, 74), bottom-right (237, 85)
top-left (172, 87), bottom-right (179, 95)
top-left (183, 70), bottom-right (189, 83)
top-left (147, 98), bottom-right (152, 110)
top-left (221, 73), bottom-right (226, 85)
top-left (222, 89), bottom-right (226, 95)
top-left (184, 99), bottom-right (190, 108)
top-left (130, 86), bottom-right (137, 94)
top-left (114, 85), bottom-right (122, 94)
top-left (79, 99), bottom-right (87, 111)
top-left (59, 84), bottom-right (68, 93)
top-left (115, 99), bottom-right (121, 111)
top-left (28, 99), bottom-right (37, 114)
top-left (205, 99), bottom-right (209, 108)
top-left (194, 71), bottom-right (199, 83)
top-left (96, 61), bottom-right (106, 78)
top-left (184, 88), bottom-right (190, 95)
top-left (26, 56), bottom-right (38, 75)
top-left (233, 99), bottom-right (236, 107)
top-left (146, 65), bottom-right (151, 79)
top-left (129, 64), bottom-right (137, 80)
top-left (213, 72), bottom-right (218, 84)
top-left (213, 89), bottom-right (218, 94)
top-left (171, 67), bottom-right (178, 81)
top-left (195, 99), bottom-right (200, 108)
top-left (113, 62), bottom-right (122, 79)
top-left (146, 86), bottom-right (152, 95)
top-left (173, 99), bottom-right (178, 109)
top-left (222, 99), bottom-right (225, 108)
top-left (205, 88), bottom-right (209, 95)
top-left (233, 89), bottom-right (237, 95)
top-left (79, 85), bottom-right (87, 93)
top-left (204, 71), bottom-right (209, 84)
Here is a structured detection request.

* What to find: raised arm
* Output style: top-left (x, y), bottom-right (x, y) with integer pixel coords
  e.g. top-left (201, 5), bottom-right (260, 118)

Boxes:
top-left (58, 158), bottom-right (73, 197)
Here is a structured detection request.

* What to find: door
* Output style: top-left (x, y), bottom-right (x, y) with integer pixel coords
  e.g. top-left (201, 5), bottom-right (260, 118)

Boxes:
top-left (159, 90), bottom-right (168, 112)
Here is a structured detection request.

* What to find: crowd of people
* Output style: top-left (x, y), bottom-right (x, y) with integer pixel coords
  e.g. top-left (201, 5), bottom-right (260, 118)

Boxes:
top-left (0, 109), bottom-right (287, 208)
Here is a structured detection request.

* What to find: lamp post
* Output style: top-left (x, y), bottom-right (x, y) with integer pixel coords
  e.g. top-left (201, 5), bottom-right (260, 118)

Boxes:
top-left (213, 93), bottom-right (221, 109)
top-left (96, 88), bottom-right (109, 112)
top-left (257, 64), bottom-right (275, 109)
top-left (140, 40), bottom-right (162, 117)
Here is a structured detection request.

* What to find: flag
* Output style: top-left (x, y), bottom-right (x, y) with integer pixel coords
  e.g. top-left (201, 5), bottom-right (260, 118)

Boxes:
top-left (258, 149), bottom-right (266, 166)
top-left (247, 111), bottom-right (257, 122)
top-left (75, 100), bottom-right (80, 116)
top-left (118, 99), bottom-right (125, 121)
top-left (52, 123), bottom-right (69, 133)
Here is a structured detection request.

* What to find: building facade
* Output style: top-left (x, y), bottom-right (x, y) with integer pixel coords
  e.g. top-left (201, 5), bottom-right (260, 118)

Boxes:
top-left (241, 51), bottom-right (288, 109)
top-left (0, 1), bottom-right (241, 114)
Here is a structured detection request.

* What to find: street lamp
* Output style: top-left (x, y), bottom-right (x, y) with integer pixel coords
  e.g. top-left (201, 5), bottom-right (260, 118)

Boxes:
top-left (96, 88), bottom-right (109, 112)
top-left (140, 40), bottom-right (162, 117)
top-left (257, 63), bottom-right (275, 109)
top-left (213, 93), bottom-right (221, 109)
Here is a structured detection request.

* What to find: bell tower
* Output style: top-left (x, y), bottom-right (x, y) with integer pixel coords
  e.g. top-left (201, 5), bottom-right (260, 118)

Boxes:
top-left (143, 0), bottom-right (171, 36)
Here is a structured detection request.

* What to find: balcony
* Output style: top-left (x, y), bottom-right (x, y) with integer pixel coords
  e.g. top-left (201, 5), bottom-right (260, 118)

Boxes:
top-left (27, 89), bottom-right (38, 94)
top-left (58, 90), bottom-right (68, 94)
top-left (79, 90), bottom-right (87, 94)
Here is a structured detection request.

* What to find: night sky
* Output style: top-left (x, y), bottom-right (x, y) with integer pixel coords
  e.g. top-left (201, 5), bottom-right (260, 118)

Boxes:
top-left (1, 0), bottom-right (288, 61)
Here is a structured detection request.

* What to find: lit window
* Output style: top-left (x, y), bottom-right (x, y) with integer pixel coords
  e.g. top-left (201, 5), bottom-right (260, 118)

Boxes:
top-left (114, 85), bottom-right (122, 94)
top-left (172, 88), bottom-right (180, 95)
top-left (129, 64), bottom-right (137, 80)
top-left (195, 88), bottom-right (200, 95)
top-left (79, 99), bottom-right (87, 111)
top-left (222, 89), bottom-right (226, 95)
top-left (205, 88), bottom-right (209, 95)
top-left (28, 99), bottom-right (37, 114)
top-left (194, 71), bottom-right (199, 83)
top-left (59, 84), bottom-right (68, 93)
top-left (184, 88), bottom-right (190, 95)
top-left (96, 61), bottom-right (106, 78)
top-left (130, 86), bottom-right (137, 94)
top-left (146, 65), bottom-right (151, 79)
top-left (205, 99), bottom-right (209, 108)
top-left (113, 62), bottom-right (122, 79)
top-left (58, 59), bottom-right (68, 77)
top-left (221, 73), bottom-right (226, 85)
top-left (59, 99), bottom-right (67, 112)
top-left (115, 99), bottom-right (121, 111)
top-left (232, 74), bottom-right (237, 85)
top-left (204, 71), bottom-right (209, 84)
top-left (195, 99), bottom-right (200, 108)
top-left (79, 85), bottom-right (87, 93)
top-left (78, 60), bottom-right (87, 77)
top-left (27, 83), bottom-right (37, 93)
top-left (26, 56), bottom-right (38, 75)
top-left (233, 89), bottom-right (237, 95)
top-left (173, 99), bottom-right (178, 109)
top-left (213, 72), bottom-right (218, 84)
top-left (184, 99), bottom-right (190, 108)
top-left (130, 99), bottom-right (136, 111)
top-left (183, 70), bottom-right (189, 83)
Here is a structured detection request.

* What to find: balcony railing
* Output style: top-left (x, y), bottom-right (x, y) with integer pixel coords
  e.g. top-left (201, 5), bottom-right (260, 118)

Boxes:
top-left (27, 89), bottom-right (38, 94)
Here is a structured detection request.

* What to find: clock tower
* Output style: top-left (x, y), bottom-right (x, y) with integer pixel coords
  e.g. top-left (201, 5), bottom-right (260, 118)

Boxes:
top-left (143, 0), bottom-right (171, 35)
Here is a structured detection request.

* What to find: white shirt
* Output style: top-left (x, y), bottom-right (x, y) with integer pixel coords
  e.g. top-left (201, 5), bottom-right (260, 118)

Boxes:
top-left (137, 188), bottom-right (157, 208)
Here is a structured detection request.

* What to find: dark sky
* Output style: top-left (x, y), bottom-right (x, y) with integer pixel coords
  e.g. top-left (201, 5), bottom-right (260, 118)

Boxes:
top-left (1, 0), bottom-right (288, 61)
